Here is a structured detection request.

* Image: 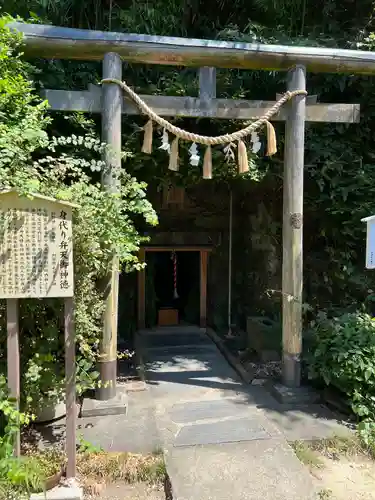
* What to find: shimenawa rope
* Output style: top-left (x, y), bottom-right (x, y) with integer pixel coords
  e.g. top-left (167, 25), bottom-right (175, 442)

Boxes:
top-left (101, 78), bottom-right (307, 176)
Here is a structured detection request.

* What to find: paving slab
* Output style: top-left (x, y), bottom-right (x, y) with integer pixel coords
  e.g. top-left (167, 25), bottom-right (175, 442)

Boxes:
top-left (79, 391), bottom-right (161, 453)
top-left (139, 327), bottom-right (323, 499)
top-left (143, 346), bottom-right (245, 404)
top-left (169, 399), bottom-right (250, 424)
top-left (81, 390), bottom-right (128, 417)
top-left (263, 404), bottom-right (353, 441)
top-left (139, 325), bottom-right (205, 336)
top-left (141, 330), bottom-right (212, 349)
top-left (174, 416), bottom-right (272, 446)
top-left (142, 345), bottom-right (218, 360)
top-left (166, 441), bottom-right (317, 500)
top-left (144, 351), bottom-right (218, 369)
top-left (271, 383), bottom-right (320, 404)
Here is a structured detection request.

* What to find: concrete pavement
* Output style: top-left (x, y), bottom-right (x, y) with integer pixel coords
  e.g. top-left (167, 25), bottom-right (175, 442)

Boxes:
top-left (139, 326), bottom-right (319, 500)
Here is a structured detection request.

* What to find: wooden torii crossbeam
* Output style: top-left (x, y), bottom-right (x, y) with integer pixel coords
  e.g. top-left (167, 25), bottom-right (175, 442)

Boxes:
top-left (10, 21), bottom-right (362, 406)
top-left (43, 81), bottom-right (359, 123)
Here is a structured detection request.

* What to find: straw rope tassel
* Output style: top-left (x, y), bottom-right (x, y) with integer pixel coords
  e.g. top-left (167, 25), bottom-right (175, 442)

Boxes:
top-left (102, 79), bottom-right (307, 148)
top-left (169, 137), bottom-right (179, 171)
top-left (142, 119), bottom-right (153, 154)
top-left (238, 140), bottom-right (249, 173)
top-left (203, 145), bottom-right (213, 179)
top-left (266, 120), bottom-right (277, 156)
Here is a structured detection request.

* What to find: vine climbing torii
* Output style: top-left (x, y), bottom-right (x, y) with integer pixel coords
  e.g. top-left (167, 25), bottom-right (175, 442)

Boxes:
top-left (9, 21), bottom-right (365, 406)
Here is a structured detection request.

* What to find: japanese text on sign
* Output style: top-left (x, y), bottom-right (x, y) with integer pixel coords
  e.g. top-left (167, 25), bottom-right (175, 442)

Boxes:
top-left (0, 191), bottom-right (75, 299)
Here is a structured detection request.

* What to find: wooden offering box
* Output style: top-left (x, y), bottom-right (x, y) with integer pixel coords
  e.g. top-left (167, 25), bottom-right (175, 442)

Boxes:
top-left (158, 308), bottom-right (179, 326)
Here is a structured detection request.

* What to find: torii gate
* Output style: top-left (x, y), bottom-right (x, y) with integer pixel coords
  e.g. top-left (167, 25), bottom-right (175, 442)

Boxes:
top-left (10, 22), bottom-right (364, 402)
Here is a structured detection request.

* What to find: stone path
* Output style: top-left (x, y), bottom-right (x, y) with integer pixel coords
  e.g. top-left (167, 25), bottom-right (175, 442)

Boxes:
top-left (80, 390), bottom-right (161, 454)
top-left (139, 326), bottom-right (327, 500)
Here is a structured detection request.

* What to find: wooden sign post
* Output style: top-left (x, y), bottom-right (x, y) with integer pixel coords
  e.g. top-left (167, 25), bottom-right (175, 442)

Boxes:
top-left (0, 189), bottom-right (78, 477)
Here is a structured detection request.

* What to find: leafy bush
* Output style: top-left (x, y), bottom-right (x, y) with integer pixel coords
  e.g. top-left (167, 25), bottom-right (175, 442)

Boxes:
top-left (0, 375), bottom-right (42, 499)
top-left (0, 19), bottom-right (157, 415)
top-left (0, 373), bottom-right (65, 497)
top-left (0, 16), bottom-right (50, 168)
top-left (0, 376), bottom-right (32, 457)
top-left (307, 311), bottom-right (375, 423)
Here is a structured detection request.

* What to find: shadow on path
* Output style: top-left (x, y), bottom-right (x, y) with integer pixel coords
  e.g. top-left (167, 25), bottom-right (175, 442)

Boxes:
top-left (139, 326), bottom-right (351, 442)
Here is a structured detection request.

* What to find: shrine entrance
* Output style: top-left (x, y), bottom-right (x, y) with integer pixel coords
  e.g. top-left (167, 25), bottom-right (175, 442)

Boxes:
top-left (10, 18), bottom-right (365, 403)
top-left (137, 246), bottom-right (211, 330)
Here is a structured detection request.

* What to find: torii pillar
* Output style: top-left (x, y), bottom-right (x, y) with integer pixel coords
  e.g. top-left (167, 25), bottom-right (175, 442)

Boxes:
top-left (97, 53), bottom-right (122, 400)
top-left (282, 65), bottom-right (306, 389)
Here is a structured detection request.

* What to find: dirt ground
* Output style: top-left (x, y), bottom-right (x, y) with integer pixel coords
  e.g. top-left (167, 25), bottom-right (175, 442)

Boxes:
top-left (85, 457), bottom-right (375, 500)
top-left (313, 455), bottom-right (375, 500)
top-left (84, 481), bottom-right (165, 500)
top-left (292, 440), bottom-right (375, 500)
top-left (76, 449), bottom-right (167, 500)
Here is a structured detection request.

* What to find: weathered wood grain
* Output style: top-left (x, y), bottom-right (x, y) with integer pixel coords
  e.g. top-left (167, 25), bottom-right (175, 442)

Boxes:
top-left (64, 297), bottom-right (76, 478)
top-left (6, 299), bottom-right (20, 457)
top-left (137, 248), bottom-right (146, 330)
top-left (200, 251), bottom-right (208, 328)
top-left (282, 65), bottom-right (306, 388)
top-left (97, 53), bottom-right (122, 401)
top-left (199, 67), bottom-right (216, 100)
top-left (9, 22), bottom-right (375, 75)
top-left (42, 88), bottom-right (360, 123)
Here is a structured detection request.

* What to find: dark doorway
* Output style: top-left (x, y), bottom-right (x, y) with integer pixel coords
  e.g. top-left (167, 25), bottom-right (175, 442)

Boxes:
top-left (146, 251), bottom-right (200, 326)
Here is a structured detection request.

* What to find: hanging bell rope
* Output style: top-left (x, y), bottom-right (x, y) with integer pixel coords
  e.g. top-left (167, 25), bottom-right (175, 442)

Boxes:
top-left (101, 78), bottom-right (307, 174)
top-left (171, 251), bottom-right (179, 300)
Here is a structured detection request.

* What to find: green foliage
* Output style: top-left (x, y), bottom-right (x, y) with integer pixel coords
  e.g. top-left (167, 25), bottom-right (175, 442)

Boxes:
top-left (0, 446), bottom-right (64, 498)
top-left (0, 375), bottom-right (42, 499)
top-left (0, 455), bottom-right (45, 499)
top-left (0, 16), bottom-right (50, 169)
top-left (12, 0), bottom-right (373, 316)
top-left (0, 376), bottom-right (32, 458)
top-left (0, 136), bottom-right (157, 412)
top-left (77, 434), bottom-right (103, 454)
top-left (0, 19), bottom-right (157, 417)
top-left (307, 312), bottom-right (375, 442)
top-left (307, 309), bottom-right (375, 452)
top-left (0, 447), bottom-right (64, 498)
top-left (3, 0), bottom-right (375, 448)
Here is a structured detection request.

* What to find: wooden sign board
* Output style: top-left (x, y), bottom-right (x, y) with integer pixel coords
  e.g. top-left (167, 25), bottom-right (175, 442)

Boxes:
top-left (362, 214), bottom-right (375, 269)
top-left (0, 190), bottom-right (76, 298)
